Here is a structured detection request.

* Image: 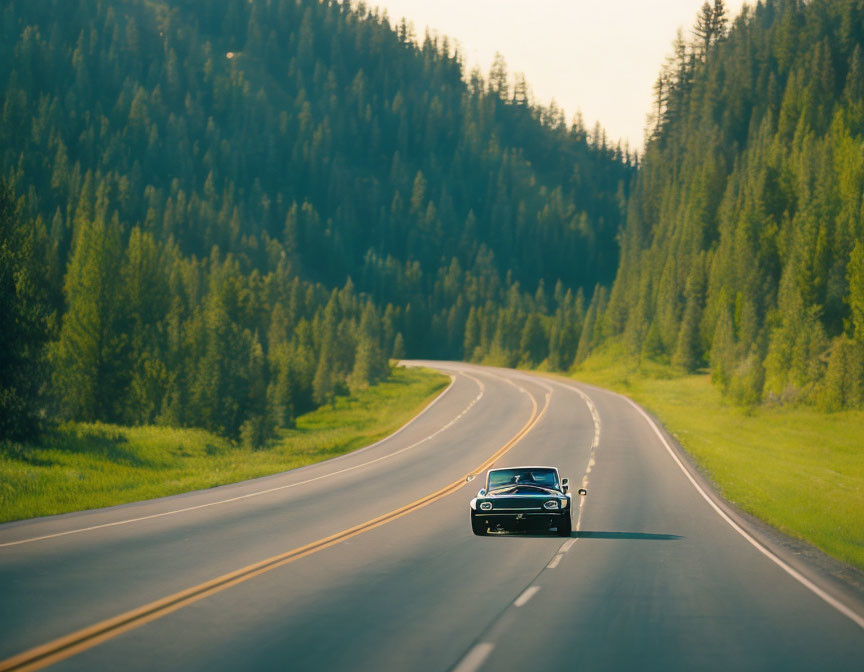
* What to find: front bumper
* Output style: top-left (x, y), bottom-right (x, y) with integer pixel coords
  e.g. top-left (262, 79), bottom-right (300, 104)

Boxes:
top-left (472, 511), bottom-right (569, 530)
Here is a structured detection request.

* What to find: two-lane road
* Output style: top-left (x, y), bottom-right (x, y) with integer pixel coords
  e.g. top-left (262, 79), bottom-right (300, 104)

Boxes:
top-left (1, 363), bottom-right (862, 671)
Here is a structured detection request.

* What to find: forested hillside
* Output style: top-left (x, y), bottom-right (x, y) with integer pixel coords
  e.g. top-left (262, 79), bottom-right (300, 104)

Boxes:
top-left (595, 0), bottom-right (864, 409)
top-left (0, 0), bottom-right (633, 441)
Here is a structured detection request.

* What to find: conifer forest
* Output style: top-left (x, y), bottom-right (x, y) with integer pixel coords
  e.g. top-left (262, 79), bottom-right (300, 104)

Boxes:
top-left (2, 0), bottom-right (863, 444)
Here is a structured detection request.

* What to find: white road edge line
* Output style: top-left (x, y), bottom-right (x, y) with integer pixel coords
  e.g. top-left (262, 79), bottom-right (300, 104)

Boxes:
top-left (513, 586), bottom-right (540, 607)
top-left (622, 395), bottom-right (864, 631)
top-left (519, 368), bottom-right (864, 630)
top-left (560, 538), bottom-right (577, 553)
top-left (451, 643), bottom-right (495, 672)
top-left (1, 373), bottom-right (484, 549)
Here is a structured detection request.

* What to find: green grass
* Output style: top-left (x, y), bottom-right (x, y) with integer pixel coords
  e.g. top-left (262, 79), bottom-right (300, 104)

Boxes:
top-left (0, 366), bottom-right (449, 523)
top-left (569, 342), bottom-right (864, 571)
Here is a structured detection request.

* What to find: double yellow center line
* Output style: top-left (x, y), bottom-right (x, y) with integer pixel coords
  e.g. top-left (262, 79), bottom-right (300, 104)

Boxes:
top-left (1, 387), bottom-right (550, 672)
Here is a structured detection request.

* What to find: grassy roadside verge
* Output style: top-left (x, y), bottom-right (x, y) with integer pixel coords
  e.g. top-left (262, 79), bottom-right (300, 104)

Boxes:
top-left (0, 366), bottom-right (449, 523)
top-left (568, 344), bottom-right (864, 571)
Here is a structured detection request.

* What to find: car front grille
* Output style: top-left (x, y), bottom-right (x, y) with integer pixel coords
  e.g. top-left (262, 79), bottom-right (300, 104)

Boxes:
top-left (488, 497), bottom-right (544, 510)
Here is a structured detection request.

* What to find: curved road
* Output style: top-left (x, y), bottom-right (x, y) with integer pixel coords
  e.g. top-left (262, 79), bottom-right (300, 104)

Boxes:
top-left (1, 362), bottom-right (862, 671)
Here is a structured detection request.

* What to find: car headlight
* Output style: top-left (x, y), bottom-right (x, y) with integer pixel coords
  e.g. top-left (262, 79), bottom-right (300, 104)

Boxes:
top-left (543, 500), bottom-right (559, 510)
top-left (479, 501), bottom-right (493, 511)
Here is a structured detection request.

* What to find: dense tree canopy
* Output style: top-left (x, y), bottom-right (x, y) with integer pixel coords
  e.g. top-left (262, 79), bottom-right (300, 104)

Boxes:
top-left (7, 0), bottom-right (856, 445)
top-left (597, 0), bottom-right (864, 409)
top-left (0, 0), bottom-right (632, 441)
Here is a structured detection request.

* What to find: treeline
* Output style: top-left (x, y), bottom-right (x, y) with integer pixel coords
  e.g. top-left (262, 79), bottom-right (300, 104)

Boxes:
top-left (590, 0), bottom-right (864, 409)
top-left (0, 0), bottom-right (633, 441)
top-left (5, 181), bottom-right (394, 445)
top-left (1, 176), bottom-right (603, 443)
top-left (52, 216), bottom-right (395, 445)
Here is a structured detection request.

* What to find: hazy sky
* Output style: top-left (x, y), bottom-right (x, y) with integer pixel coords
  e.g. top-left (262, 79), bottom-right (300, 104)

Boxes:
top-left (370, 1), bottom-right (749, 151)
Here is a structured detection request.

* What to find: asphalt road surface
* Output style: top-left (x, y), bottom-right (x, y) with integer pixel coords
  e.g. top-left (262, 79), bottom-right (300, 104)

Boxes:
top-left (1, 362), bottom-right (863, 671)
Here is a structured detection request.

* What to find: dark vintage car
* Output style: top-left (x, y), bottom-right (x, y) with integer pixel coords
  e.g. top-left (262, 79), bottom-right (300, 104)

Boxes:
top-left (469, 466), bottom-right (586, 536)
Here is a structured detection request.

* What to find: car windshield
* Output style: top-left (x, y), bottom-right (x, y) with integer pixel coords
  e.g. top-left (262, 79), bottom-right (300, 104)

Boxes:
top-left (487, 468), bottom-right (559, 491)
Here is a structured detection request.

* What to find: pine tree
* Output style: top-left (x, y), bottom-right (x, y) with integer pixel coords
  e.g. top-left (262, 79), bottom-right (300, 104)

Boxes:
top-left (693, 3), bottom-right (714, 56)
top-left (267, 301), bottom-right (290, 352)
top-left (313, 340), bottom-right (335, 407)
top-left (489, 53), bottom-right (509, 97)
top-left (350, 334), bottom-right (378, 390)
top-left (672, 299), bottom-right (702, 371)
top-left (819, 337), bottom-right (864, 411)
top-left (124, 227), bottom-right (169, 423)
top-left (0, 182), bottom-right (48, 439)
top-left (575, 286), bottom-right (603, 365)
top-left (711, 0), bottom-right (728, 42)
top-left (240, 332), bottom-right (272, 449)
top-left (848, 241), bottom-right (864, 342)
top-left (672, 258), bottom-right (707, 371)
top-left (519, 313), bottom-right (547, 366)
top-left (463, 306), bottom-right (481, 360)
top-left (190, 297), bottom-right (239, 436)
top-left (52, 215), bottom-right (129, 422)
top-left (546, 320), bottom-right (565, 371)
top-left (267, 343), bottom-right (295, 428)
top-left (710, 297), bottom-right (736, 392)
top-left (392, 332), bottom-right (406, 359)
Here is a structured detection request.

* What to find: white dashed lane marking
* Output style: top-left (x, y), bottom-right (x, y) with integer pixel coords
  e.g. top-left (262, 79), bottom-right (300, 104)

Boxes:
top-left (513, 586), bottom-right (540, 607)
top-left (451, 643), bottom-right (495, 672)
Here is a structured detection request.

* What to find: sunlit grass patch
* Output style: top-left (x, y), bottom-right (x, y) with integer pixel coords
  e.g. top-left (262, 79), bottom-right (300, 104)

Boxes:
top-left (571, 342), bottom-right (864, 570)
top-left (0, 367), bottom-right (448, 523)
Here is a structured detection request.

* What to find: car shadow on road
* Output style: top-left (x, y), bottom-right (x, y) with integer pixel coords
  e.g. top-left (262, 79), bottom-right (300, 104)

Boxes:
top-left (485, 531), bottom-right (683, 540)
top-left (483, 531), bottom-right (683, 540)
top-left (574, 531), bottom-right (683, 540)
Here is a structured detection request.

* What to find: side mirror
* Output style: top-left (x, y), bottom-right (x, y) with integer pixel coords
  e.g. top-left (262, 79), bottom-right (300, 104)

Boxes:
top-left (477, 489), bottom-right (487, 497)
top-left (577, 488), bottom-right (588, 496)
top-left (561, 477), bottom-right (569, 493)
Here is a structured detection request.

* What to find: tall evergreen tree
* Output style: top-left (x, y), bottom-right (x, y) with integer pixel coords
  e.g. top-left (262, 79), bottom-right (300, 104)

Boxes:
top-left (0, 182), bottom-right (48, 439)
top-left (51, 215), bottom-right (129, 422)
top-left (848, 241), bottom-right (864, 342)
